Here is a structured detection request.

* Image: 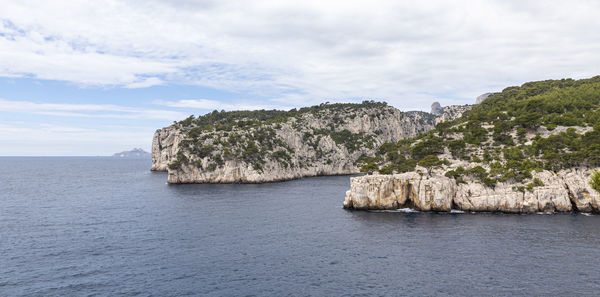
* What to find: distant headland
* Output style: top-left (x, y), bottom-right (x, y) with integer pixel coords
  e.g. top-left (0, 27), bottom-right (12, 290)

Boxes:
top-left (112, 148), bottom-right (151, 158)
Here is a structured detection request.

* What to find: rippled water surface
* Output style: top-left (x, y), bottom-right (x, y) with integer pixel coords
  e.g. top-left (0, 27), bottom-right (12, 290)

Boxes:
top-left (2, 157), bottom-right (600, 296)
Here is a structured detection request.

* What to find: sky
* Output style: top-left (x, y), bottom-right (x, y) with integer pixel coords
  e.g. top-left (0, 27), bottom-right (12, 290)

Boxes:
top-left (1, 0), bottom-right (600, 156)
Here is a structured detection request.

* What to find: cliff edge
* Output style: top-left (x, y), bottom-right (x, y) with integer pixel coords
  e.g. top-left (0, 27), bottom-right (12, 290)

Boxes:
top-left (344, 76), bottom-right (600, 213)
top-left (344, 169), bottom-right (599, 213)
top-left (152, 101), bottom-right (470, 183)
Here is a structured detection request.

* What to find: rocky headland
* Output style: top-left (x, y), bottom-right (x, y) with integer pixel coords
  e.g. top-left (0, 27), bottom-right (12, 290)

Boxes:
top-left (151, 76), bottom-right (600, 214)
top-left (343, 169), bottom-right (599, 213)
top-left (344, 77), bottom-right (600, 213)
top-left (151, 101), bottom-right (470, 183)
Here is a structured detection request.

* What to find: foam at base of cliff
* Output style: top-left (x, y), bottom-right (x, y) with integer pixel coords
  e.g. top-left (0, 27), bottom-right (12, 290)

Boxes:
top-left (343, 169), bottom-right (600, 213)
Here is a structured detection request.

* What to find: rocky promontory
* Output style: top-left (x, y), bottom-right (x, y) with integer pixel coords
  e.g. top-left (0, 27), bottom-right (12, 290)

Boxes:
top-left (152, 101), bottom-right (470, 183)
top-left (343, 77), bottom-right (600, 213)
top-left (343, 169), bottom-right (599, 213)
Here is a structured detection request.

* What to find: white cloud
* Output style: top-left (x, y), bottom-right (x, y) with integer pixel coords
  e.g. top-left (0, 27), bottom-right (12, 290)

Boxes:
top-left (1, 0), bottom-right (600, 110)
top-left (125, 77), bottom-right (164, 88)
top-left (0, 98), bottom-right (187, 120)
top-left (154, 98), bottom-right (294, 111)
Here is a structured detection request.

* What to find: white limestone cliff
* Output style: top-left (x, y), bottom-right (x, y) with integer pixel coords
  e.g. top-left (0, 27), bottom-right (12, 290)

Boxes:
top-left (343, 168), bottom-right (599, 213)
top-left (151, 104), bottom-right (470, 183)
top-left (151, 126), bottom-right (184, 171)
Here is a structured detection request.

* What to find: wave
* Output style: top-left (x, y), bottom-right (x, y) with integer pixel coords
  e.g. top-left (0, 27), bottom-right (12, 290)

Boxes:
top-left (369, 208), bottom-right (419, 213)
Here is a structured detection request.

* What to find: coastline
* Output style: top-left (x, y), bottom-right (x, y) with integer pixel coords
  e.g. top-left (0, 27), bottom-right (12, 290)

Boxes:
top-left (343, 169), bottom-right (600, 214)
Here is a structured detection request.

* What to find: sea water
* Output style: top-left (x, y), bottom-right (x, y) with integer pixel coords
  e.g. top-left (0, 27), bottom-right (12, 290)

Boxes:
top-left (1, 157), bottom-right (599, 296)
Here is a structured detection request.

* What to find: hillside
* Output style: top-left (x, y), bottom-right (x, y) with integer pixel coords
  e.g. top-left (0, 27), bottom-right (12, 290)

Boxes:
top-left (151, 101), bottom-right (470, 183)
top-left (344, 77), bottom-right (600, 213)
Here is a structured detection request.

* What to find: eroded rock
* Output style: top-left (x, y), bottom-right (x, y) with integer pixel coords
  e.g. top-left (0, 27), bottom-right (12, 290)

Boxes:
top-left (344, 169), bottom-right (600, 213)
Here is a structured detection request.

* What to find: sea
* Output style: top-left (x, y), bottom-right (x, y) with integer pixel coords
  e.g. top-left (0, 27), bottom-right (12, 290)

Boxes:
top-left (1, 157), bottom-right (600, 296)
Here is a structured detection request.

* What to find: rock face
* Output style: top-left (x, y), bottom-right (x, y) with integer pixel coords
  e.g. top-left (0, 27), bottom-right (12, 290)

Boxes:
top-left (152, 103), bottom-right (471, 183)
top-left (151, 127), bottom-right (183, 171)
top-left (434, 105), bottom-right (472, 125)
top-left (476, 93), bottom-right (494, 104)
top-left (343, 169), bottom-right (600, 213)
top-left (430, 102), bottom-right (443, 116)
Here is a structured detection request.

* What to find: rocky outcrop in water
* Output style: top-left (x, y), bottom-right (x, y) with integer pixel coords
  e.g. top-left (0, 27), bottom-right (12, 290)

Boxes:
top-left (152, 102), bottom-right (471, 183)
top-left (343, 169), bottom-right (599, 213)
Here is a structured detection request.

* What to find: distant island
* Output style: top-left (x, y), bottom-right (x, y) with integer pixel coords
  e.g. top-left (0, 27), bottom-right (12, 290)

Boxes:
top-left (112, 148), bottom-right (151, 158)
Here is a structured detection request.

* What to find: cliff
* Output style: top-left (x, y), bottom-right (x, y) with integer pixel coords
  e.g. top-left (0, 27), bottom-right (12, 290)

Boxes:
top-left (344, 76), bottom-right (600, 212)
top-left (151, 101), bottom-right (470, 183)
top-left (343, 169), bottom-right (599, 213)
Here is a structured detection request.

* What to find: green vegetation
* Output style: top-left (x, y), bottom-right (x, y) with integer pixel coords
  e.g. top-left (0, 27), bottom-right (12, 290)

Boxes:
top-left (165, 76), bottom-right (600, 184)
top-left (167, 100), bottom-right (392, 172)
top-left (314, 129), bottom-right (375, 153)
top-left (591, 170), bottom-right (600, 193)
top-left (418, 155), bottom-right (442, 175)
top-left (359, 139), bottom-right (417, 174)
top-left (445, 167), bottom-right (466, 184)
top-left (173, 100), bottom-right (388, 131)
top-left (360, 162), bottom-right (379, 175)
top-left (526, 178), bottom-right (545, 192)
top-left (364, 76), bottom-right (600, 188)
top-left (168, 160), bottom-right (182, 170)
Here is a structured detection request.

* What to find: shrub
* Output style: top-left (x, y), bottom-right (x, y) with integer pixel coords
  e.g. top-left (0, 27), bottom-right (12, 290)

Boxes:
top-left (526, 178), bottom-right (545, 192)
top-left (445, 170), bottom-right (460, 179)
top-left (411, 138), bottom-right (444, 160)
top-left (271, 150), bottom-right (291, 162)
top-left (253, 163), bottom-right (263, 172)
top-left (545, 123), bottom-right (557, 131)
top-left (242, 142), bottom-right (260, 159)
top-left (531, 177), bottom-right (545, 187)
top-left (360, 162), bottom-right (379, 175)
top-left (447, 140), bottom-right (467, 159)
top-left (180, 115), bottom-right (195, 127)
top-left (214, 154), bottom-right (224, 166)
top-left (591, 170), bottom-right (600, 193)
top-left (466, 166), bottom-right (487, 179)
top-left (445, 167), bottom-right (466, 184)
top-left (176, 151), bottom-right (189, 164)
top-left (378, 142), bottom-right (398, 154)
top-left (418, 155), bottom-right (442, 175)
top-left (168, 160), bottom-right (182, 170)
top-left (223, 148), bottom-right (234, 159)
top-left (482, 177), bottom-right (497, 188)
top-left (196, 145), bottom-right (213, 159)
top-left (517, 127), bottom-right (527, 143)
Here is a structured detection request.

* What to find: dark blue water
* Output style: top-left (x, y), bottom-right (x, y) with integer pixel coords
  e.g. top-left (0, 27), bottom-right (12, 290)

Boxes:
top-left (2, 157), bottom-right (600, 296)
